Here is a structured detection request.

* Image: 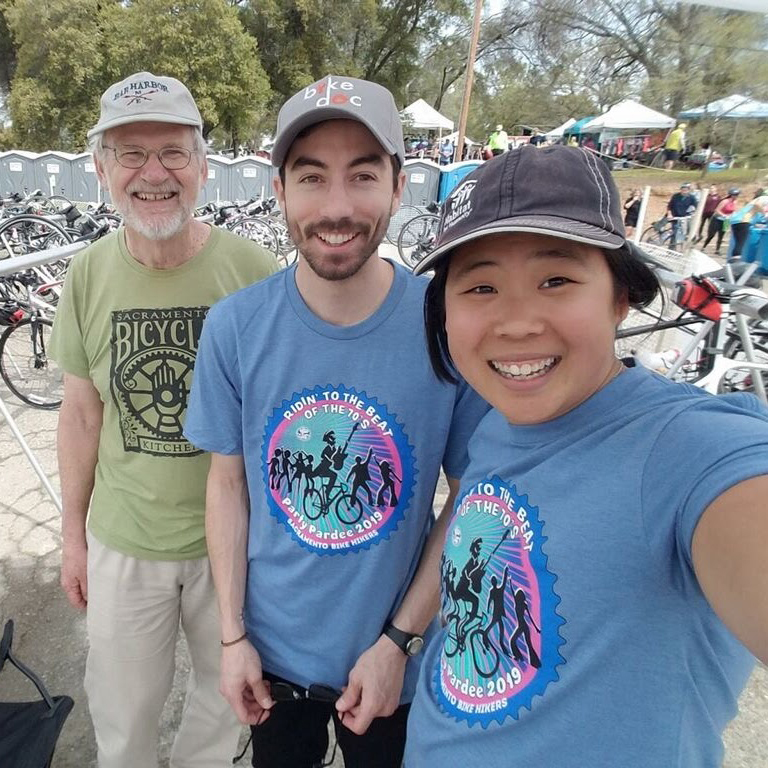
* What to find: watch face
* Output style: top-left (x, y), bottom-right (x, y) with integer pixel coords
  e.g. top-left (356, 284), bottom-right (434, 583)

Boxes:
top-left (406, 636), bottom-right (424, 656)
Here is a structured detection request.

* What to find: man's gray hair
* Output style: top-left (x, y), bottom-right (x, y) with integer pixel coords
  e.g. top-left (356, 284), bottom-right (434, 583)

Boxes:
top-left (87, 127), bottom-right (207, 161)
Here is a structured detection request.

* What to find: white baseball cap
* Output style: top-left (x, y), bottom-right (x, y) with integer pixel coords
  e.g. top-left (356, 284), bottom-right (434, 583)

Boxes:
top-left (87, 71), bottom-right (202, 139)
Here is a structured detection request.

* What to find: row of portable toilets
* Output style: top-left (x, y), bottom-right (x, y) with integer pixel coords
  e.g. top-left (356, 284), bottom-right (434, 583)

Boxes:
top-left (0, 150), bottom-right (481, 208)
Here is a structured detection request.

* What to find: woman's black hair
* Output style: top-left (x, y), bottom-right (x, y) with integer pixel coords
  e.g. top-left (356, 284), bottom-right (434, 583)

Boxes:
top-left (423, 242), bottom-right (662, 384)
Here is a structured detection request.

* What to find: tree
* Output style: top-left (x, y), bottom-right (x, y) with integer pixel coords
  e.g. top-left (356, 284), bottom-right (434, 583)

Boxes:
top-left (239, 0), bottom-right (470, 120)
top-left (105, 0), bottom-right (271, 151)
top-left (6, 0), bottom-right (110, 150)
top-left (5, 0), bottom-right (271, 151)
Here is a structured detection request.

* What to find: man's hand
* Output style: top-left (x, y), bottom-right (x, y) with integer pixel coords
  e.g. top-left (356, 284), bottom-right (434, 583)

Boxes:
top-left (61, 537), bottom-right (88, 610)
top-left (220, 639), bottom-right (274, 726)
top-left (335, 635), bottom-right (408, 735)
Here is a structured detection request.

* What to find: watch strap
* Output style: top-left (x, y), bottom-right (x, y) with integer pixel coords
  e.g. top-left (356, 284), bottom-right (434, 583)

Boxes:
top-left (383, 623), bottom-right (423, 656)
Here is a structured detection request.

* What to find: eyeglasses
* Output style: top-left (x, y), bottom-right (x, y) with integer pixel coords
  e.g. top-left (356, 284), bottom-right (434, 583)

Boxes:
top-left (102, 145), bottom-right (194, 170)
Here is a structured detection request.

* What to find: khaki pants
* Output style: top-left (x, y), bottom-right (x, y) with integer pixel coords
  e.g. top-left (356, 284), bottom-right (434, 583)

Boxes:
top-left (84, 532), bottom-right (241, 768)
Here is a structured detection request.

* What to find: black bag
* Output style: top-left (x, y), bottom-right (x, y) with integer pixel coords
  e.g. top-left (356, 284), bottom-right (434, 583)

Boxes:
top-left (0, 620), bottom-right (74, 768)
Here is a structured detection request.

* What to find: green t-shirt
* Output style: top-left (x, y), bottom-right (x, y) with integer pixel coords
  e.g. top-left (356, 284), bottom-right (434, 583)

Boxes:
top-left (50, 226), bottom-right (279, 560)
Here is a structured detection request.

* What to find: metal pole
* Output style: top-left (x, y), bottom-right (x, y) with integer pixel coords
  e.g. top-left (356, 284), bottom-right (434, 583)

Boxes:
top-left (455, 0), bottom-right (484, 164)
top-left (0, 395), bottom-right (62, 513)
top-left (683, 191), bottom-right (707, 254)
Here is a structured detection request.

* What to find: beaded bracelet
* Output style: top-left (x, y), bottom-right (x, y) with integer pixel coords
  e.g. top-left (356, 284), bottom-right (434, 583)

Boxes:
top-left (220, 632), bottom-right (247, 647)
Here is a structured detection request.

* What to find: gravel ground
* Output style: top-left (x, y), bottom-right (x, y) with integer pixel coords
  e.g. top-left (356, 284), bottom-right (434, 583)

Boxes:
top-left (2, 235), bottom-right (766, 766)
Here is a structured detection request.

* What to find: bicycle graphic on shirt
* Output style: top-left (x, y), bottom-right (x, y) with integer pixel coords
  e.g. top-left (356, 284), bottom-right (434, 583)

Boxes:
top-left (441, 531), bottom-right (541, 679)
top-left (269, 422), bottom-right (400, 527)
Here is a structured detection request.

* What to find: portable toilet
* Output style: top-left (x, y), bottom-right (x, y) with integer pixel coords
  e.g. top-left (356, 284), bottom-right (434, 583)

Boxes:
top-left (34, 151), bottom-right (76, 199)
top-left (402, 159), bottom-right (440, 208)
top-left (70, 153), bottom-right (105, 204)
top-left (230, 156), bottom-right (272, 203)
top-left (200, 155), bottom-right (233, 205)
top-left (438, 160), bottom-right (482, 202)
top-left (0, 150), bottom-right (39, 198)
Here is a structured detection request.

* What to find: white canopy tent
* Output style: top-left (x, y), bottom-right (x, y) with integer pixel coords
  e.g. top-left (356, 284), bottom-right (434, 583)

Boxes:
top-left (401, 99), bottom-right (454, 132)
top-left (582, 100), bottom-right (675, 132)
top-left (443, 130), bottom-right (478, 146)
top-left (545, 118), bottom-right (576, 138)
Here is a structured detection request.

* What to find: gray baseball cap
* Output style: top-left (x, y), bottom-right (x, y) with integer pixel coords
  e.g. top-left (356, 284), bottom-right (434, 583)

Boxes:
top-left (271, 74), bottom-right (406, 168)
top-left (87, 71), bottom-right (203, 139)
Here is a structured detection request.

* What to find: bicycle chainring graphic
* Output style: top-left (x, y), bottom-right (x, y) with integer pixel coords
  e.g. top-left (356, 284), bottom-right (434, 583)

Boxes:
top-left (110, 306), bottom-right (207, 456)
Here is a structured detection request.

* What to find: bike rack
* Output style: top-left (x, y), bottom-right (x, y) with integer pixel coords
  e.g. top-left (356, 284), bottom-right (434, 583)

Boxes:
top-left (0, 241), bottom-right (86, 513)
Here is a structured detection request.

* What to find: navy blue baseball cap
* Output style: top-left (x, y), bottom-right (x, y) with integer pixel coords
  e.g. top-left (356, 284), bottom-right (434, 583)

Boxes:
top-left (415, 145), bottom-right (648, 274)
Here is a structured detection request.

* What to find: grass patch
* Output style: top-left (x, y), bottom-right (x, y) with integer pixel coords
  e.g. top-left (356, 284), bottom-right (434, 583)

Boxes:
top-left (612, 166), bottom-right (767, 187)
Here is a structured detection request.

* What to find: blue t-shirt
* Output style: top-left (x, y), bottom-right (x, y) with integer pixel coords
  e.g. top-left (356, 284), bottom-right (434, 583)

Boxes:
top-left (406, 366), bottom-right (767, 767)
top-left (184, 261), bottom-right (488, 697)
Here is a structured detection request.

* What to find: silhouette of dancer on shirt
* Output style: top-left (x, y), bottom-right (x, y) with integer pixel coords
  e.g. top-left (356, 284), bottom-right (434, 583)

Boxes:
top-left (375, 457), bottom-right (400, 507)
top-left (347, 447), bottom-right (374, 505)
top-left (509, 588), bottom-right (541, 668)
top-left (483, 566), bottom-right (510, 656)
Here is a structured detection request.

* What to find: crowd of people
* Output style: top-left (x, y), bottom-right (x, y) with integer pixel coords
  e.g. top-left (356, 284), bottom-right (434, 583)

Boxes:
top-left (48, 69), bottom-right (768, 768)
top-left (625, 181), bottom-right (768, 256)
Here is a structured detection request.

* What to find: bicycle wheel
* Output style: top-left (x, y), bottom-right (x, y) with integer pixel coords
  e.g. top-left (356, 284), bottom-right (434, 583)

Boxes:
top-left (640, 224), bottom-right (672, 248)
top-left (717, 333), bottom-right (768, 394)
top-left (93, 213), bottom-right (122, 232)
top-left (0, 215), bottom-right (74, 259)
top-left (268, 219), bottom-right (298, 269)
top-left (0, 317), bottom-right (62, 409)
top-left (385, 204), bottom-right (421, 246)
top-left (470, 629), bottom-right (501, 679)
top-left (335, 493), bottom-right (363, 525)
top-left (228, 217), bottom-right (280, 259)
top-left (302, 487), bottom-right (325, 521)
top-left (444, 627), bottom-right (462, 659)
top-left (397, 213), bottom-right (440, 268)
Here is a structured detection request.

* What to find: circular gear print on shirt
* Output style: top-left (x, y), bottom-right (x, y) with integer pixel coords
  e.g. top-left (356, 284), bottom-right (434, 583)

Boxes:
top-left (263, 385), bottom-right (415, 555)
top-left (435, 476), bottom-right (565, 728)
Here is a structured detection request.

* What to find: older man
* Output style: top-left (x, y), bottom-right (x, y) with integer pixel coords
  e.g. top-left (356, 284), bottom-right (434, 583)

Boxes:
top-left (49, 72), bottom-right (277, 768)
top-left (185, 75), bottom-right (488, 768)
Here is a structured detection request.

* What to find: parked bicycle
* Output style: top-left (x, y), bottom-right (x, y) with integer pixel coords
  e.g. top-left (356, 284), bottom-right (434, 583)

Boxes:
top-left (397, 203), bottom-right (441, 268)
top-left (0, 271), bottom-right (63, 409)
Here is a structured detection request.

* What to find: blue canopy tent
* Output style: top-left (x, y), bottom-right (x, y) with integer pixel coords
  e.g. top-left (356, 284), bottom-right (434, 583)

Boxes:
top-left (563, 116), bottom-right (597, 135)
top-left (679, 94), bottom-right (768, 120)
top-left (679, 94), bottom-right (768, 156)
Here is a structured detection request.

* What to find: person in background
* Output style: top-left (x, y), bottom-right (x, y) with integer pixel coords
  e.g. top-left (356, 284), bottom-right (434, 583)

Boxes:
top-left (665, 182), bottom-right (696, 251)
top-left (663, 122), bottom-right (686, 170)
top-left (727, 195), bottom-right (768, 263)
top-left (703, 187), bottom-right (740, 256)
top-left (623, 188), bottom-right (642, 238)
top-left (439, 138), bottom-right (454, 166)
top-left (695, 184), bottom-right (721, 243)
top-left (487, 125), bottom-right (509, 157)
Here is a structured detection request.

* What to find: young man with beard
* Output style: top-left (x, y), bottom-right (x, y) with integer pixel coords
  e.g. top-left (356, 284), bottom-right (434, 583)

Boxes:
top-left (49, 72), bottom-right (278, 768)
top-left (184, 75), bottom-right (488, 768)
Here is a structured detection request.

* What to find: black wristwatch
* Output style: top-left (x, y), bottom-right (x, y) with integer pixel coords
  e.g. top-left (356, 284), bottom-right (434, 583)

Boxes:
top-left (383, 623), bottom-right (424, 657)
